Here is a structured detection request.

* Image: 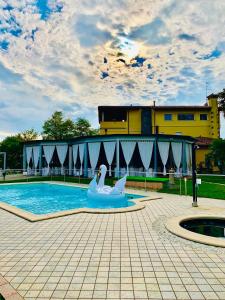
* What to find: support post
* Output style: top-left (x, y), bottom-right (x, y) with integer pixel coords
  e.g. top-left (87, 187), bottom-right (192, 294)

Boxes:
top-left (192, 143), bottom-right (198, 207)
top-left (182, 141), bottom-right (186, 176)
top-left (23, 146), bottom-right (26, 171)
top-left (153, 139), bottom-right (157, 177)
top-left (116, 139), bottom-right (120, 178)
top-left (39, 145), bottom-right (42, 175)
top-left (84, 143), bottom-right (88, 178)
top-left (68, 146), bottom-right (72, 175)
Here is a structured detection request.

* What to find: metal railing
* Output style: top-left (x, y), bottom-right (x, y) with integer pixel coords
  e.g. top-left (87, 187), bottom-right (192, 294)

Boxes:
top-left (1, 168), bottom-right (224, 192)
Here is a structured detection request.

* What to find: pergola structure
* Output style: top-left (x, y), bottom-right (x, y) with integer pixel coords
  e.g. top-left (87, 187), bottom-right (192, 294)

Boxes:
top-left (23, 134), bottom-right (195, 178)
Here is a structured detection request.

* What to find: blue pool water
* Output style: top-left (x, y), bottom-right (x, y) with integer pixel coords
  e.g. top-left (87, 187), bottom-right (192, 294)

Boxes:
top-left (0, 183), bottom-right (143, 215)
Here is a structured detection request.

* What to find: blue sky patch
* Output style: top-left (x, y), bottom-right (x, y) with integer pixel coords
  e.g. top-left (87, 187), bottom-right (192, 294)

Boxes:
top-left (201, 48), bottom-right (222, 60)
top-left (178, 33), bottom-right (197, 41)
top-left (3, 4), bottom-right (14, 11)
top-left (101, 71), bottom-right (109, 79)
top-left (10, 28), bottom-right (22, 37)
top-left (36, 0), bottom-right (62, 20)
top-left (36, 0), bottom-right (51, 20)
top-left (0, 40), bottom-right (9, 50)
top-left (131, 56), bottom-right (146, 67)
top-left (0, 63), bottom-right (23, 84)
top-left (180, 67), bottom-right (196, 77)
top-left (1, 15), bottom-right (22, 38)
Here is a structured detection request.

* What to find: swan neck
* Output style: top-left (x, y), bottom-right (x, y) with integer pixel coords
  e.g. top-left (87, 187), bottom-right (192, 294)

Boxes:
top-left (98, 170), bottom-right (106, 188)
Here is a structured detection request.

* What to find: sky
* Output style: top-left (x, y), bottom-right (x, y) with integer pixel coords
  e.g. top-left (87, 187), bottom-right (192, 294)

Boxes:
top-left (0, 0), bottom-right (225, 140)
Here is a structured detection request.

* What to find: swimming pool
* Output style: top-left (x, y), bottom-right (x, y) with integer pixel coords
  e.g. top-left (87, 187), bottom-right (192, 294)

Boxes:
top-left (0, 183), bottom-right (143, 215)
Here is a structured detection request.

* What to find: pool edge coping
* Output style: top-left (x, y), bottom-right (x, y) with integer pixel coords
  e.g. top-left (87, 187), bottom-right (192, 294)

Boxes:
top-left (0, 181), bottom-right (161, 222)
top-left (0, 274), bottom-right (23, 299)
top-left (166, 214), bottom-right (225, 248)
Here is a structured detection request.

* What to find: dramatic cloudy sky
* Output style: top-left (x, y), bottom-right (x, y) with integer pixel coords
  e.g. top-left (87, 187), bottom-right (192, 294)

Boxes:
top-left (0, 0), bottom-right (225, 139)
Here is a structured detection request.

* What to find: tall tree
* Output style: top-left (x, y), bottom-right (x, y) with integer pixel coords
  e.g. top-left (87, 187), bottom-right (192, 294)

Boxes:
top-left (42, 111), bottom-right (76, 140)
top-left (74, 118), bottom-right (99, 136)
top-left (215, 89), bottom-right (225, 117)
top-left (0, 135), bottom-right (23, 169)
top-left (208, 139), bottom-right (225, 174)
top-left (18, 129), bottom-right (39, 141)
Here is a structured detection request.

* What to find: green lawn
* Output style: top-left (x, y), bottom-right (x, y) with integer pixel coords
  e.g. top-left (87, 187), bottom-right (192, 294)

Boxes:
top-left (160, 177), bottom-right (225, 200)
top-left (199, 175), bottom-right (225, 184)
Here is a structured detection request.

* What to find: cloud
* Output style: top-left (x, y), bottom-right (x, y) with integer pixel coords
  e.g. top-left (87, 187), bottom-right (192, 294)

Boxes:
top-left (74, 14), bottom-right (112, 48)
top-left (0, 0), bottom-right (224, 138)
top-left (129, 17), bottom-right (171, 45)
top-left (0, 62), bottom-right (23, 84)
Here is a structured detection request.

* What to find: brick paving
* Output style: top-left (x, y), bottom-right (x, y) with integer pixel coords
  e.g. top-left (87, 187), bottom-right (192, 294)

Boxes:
top-left (1, 191), bottom-right (225, 300)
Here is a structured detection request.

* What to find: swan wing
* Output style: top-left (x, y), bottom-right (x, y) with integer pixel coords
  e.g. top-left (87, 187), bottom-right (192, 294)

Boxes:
top-left (112, 174), bottom-right (127, 194)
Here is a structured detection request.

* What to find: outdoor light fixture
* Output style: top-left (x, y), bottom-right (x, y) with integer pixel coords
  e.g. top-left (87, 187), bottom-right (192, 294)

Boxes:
top-left (192, 144), bottom-right (198, 207)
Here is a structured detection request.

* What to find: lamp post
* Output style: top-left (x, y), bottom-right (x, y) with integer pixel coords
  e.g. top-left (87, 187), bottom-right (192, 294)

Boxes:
top-left (0, 152), bottom-right (6, 171)
top-left (192, 143), bottom-right (198, 207)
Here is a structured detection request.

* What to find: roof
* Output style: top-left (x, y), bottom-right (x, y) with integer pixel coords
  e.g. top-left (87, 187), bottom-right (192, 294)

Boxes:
top-left (207, 93), bottom-right (218, 99)
top-left (23, 133), bottom-right (195, 145)
top-left (154, 106), bottom-right (211, 111)
top-left (196, 137), bottom-right (214, 146)
top-left (98, 105), bottom-right (211, 112)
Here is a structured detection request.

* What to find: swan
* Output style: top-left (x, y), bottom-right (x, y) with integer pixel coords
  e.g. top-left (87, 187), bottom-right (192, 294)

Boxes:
top-left (87, 165), bottom-right (127, 200)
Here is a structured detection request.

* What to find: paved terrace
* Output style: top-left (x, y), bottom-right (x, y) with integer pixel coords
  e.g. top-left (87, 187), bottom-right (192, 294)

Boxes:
top-left (1, 191), bottom-right (225, 300)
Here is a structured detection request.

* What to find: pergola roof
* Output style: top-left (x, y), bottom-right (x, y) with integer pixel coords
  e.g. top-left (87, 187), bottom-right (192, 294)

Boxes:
top-left (23, 133), bottom-right (195, 146)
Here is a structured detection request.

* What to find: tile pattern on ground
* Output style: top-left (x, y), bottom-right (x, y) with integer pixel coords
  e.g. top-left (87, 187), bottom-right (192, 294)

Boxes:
top-left (1, 192), bottom-right (225, 299)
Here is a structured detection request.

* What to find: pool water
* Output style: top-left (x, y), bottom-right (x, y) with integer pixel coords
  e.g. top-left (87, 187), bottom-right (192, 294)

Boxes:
top-left (181, 218), bottom-right (225, 239)
top-left (0, 183), bottom-right (143, 215)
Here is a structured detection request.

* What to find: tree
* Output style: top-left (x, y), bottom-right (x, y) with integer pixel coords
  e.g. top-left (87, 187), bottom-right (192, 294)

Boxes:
top-left (215, 89), bottom-right (225, 117)
top-left (208, 139), bottom-right (225, 174)
top-left (42, 111), bottom-right (76, 140)
top-left (0, 135), bottom-right (23, 169)
top-left (74, 118), bottom-right (99, 136)
top-left (18, 129), bottom-right (39, 141)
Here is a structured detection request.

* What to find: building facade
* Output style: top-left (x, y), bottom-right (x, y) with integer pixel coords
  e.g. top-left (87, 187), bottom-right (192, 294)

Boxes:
top-left (98, 95), bottom-right (220, 170)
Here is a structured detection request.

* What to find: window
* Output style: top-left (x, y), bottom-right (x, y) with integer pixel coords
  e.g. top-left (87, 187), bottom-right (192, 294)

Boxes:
top-left (200, 114), bottom-right (208, 120)
top-left (175, 132), bottom-right (182, 135)
top-left (164, 114), bottom-right (172, 121)
top-left (101, 108), bottom-right (127, 122)
top-left (177, 114), bottom-right (194, 121)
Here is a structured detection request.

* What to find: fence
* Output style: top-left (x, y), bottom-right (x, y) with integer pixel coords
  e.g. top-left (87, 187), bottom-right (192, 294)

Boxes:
top-left (0, 168), bottom-right (224, 198)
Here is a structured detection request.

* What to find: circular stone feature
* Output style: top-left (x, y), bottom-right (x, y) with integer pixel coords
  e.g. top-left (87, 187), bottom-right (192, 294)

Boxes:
top-left (180, 218), bottom-right (225, 238)
top-left (166, 215), bottom-right (225, 248)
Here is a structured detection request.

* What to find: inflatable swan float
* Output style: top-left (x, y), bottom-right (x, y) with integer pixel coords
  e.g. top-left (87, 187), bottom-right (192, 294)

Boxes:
top-left (87, 165), bottom-right (127, 201)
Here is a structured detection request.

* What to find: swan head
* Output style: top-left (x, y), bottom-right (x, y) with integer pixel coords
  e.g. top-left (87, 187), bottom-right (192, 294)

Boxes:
top-left (99, 164), bottom-right (107, 175)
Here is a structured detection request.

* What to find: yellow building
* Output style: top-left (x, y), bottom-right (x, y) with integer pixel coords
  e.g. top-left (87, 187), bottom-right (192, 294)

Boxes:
top-left (98, 94), bottom-right (220, 170)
